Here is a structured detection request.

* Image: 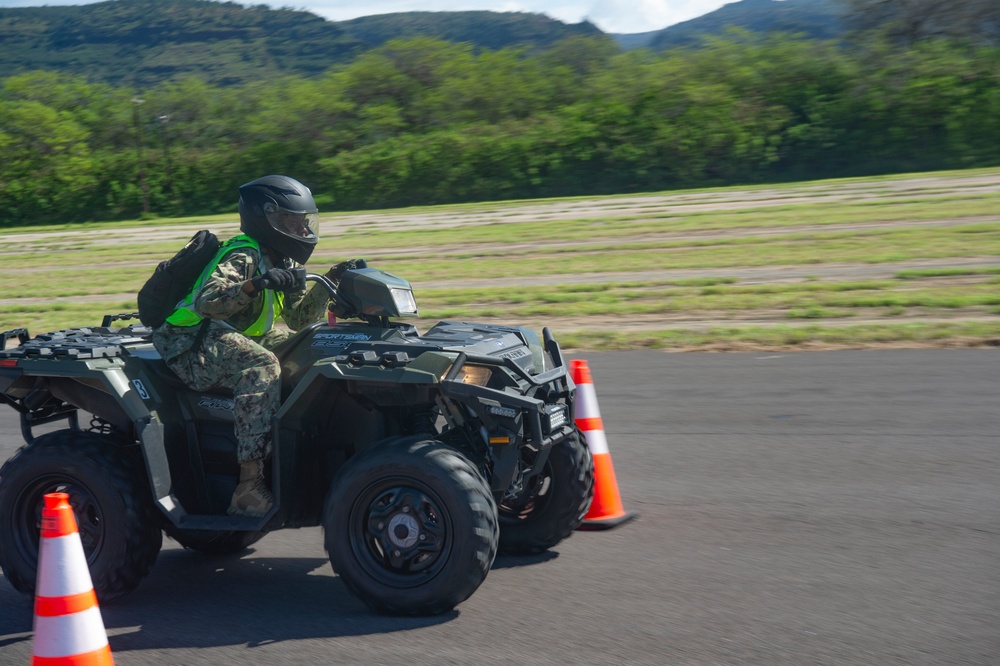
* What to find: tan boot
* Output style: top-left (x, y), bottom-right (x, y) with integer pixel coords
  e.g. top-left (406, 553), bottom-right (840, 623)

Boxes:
top-left (228, 460), bottom-right (273, 517)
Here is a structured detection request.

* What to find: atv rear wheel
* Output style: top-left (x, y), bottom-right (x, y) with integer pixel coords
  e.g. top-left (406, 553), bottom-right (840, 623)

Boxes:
top-left (497, 430), bottom-right (594, 555)
top-left (0, 429), bottom-right (163, 602)
top-left (163, 527), bottom-right (268, 555)
top-left (323, 436), bottom-right (498, 615)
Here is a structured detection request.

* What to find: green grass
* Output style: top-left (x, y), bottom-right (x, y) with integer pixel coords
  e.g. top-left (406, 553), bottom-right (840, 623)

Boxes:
top-left (558, 322), bottom-right (1000, 351)
top-left (2, 167), bottom-right (999, 350)
top-left (414, 280), bottom-right (1000, 316)
top-left (895, 267), bottom-right (1000, 279)
top-left (326, 195), bottom-right (1000, 251)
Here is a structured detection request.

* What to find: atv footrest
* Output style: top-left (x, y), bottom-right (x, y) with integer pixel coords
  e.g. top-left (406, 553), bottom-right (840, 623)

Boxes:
top-left (175, 514), bottom-right (267, 532)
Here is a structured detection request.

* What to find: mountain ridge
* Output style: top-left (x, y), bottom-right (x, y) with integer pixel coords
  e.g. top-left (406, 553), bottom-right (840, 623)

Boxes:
top-left (0, 0), bottom-right (849, 86)
top-left (0, 0), bottom-right (606, 86)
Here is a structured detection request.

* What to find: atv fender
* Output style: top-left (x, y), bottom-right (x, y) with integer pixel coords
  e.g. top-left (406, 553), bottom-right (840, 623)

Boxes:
top-left (277, 351), bottom-right (457, 417)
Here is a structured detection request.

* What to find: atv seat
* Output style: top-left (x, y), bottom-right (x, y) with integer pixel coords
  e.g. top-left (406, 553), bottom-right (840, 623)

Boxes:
top-left (134, 322), bottom-right (323, 398)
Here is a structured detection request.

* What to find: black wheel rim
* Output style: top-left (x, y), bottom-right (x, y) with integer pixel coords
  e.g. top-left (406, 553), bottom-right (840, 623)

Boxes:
top-left (350, 478), bottom-right (452, 587)
top-left (498, 461), bottom-right (553, 526)
top-left (12, 475), bottom-right (104, 567)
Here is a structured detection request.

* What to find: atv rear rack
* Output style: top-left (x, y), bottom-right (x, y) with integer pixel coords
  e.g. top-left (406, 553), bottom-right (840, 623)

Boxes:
top-left (0, 323), bottom-right (153, 442)
top-left (0, 325), bottom-right (151, 359)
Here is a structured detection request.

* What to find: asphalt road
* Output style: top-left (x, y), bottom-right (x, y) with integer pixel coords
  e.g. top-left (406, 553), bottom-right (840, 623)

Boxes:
top-left (0, 350), bottom-right (997, 665)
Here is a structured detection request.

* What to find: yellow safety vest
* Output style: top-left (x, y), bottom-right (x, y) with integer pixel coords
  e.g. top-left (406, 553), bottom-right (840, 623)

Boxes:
top-left (164, 235), bottom-right (285, 337)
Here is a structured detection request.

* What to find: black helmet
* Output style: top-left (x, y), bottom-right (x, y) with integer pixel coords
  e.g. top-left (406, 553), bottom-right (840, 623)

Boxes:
top-left (238, 175), bottom-right (319, 264)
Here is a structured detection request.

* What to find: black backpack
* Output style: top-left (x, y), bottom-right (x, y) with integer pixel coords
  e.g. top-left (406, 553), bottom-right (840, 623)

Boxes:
top-left (137, 230), bottom-right (221, 328)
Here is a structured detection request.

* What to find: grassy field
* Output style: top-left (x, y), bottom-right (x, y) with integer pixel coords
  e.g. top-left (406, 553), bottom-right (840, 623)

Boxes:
top-left (2, 167), bottom-right (998, 351)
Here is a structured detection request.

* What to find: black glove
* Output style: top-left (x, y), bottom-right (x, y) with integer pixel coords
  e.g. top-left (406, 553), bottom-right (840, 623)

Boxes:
top-left (326, 258), bottom-right (367, 283)
top-left (251, 268), bottom-right (302, 293)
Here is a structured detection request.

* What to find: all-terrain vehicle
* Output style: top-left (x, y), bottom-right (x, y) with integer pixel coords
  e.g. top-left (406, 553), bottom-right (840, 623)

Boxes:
top-left (0, 267), bottom-right (594, 615)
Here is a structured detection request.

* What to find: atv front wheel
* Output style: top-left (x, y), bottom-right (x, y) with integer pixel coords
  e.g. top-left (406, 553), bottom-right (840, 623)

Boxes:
top-left (323, 436), bottom-right (499, 615)
top-left (0, 429), bottom-right (163, 602)
top-left (497, 430), bottom-right (594, 555)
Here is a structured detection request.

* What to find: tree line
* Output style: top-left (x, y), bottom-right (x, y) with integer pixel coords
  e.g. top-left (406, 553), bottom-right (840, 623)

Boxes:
top-left (1, 31), bottom-right (998, 227)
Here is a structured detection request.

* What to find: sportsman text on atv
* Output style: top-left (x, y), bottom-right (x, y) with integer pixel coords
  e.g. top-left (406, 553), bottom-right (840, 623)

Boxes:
top-left (0, 266), bottom-right (594, 615)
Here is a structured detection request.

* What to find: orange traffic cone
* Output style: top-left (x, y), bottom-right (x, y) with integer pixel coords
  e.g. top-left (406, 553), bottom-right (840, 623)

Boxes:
top-left (571, 359), bottom-right (637, 531)
top-left (31, 492), bottom-right (114, 665)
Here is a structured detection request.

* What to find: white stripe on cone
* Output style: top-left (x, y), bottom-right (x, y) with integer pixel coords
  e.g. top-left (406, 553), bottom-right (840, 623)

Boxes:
top-left (574, 379), bottom-right (602, 419)
top-left (574, 382), bottom-right (610, 455)
top-left (35, 533), bottom-right (95, 598)
top-left (580, 424), bottom-right (610, 456)
top-left (33, 608), bottom-right (110, 658)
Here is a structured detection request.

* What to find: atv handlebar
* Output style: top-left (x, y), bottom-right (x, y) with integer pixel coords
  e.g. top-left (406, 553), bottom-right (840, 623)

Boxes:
top-left (303, 271), bottom-right (358, 321)
top-left (302, 271), bottom-right (338, 300)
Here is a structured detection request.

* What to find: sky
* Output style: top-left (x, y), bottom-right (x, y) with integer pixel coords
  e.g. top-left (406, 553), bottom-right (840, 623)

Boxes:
top-left (0, 0), bottom-right (744, 35)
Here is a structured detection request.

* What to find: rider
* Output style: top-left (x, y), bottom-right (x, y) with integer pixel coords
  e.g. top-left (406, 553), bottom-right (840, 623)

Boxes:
top-left (151, 175), bottom-right (361, 517)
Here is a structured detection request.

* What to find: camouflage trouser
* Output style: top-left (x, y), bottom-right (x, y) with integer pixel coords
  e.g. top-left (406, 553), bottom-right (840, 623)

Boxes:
top-left (152, 321), bottom-right (290, 464)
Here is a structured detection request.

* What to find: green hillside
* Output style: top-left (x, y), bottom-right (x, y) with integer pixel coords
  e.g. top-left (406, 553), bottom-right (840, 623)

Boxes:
top-left (0, 0), bottom-right (603, 87)
top-left (0, 0), bottom-right (360, 86)
top-left (650, 0), bottom-right (846, 49)
top-left (341, 11), bottom-right (604, 51)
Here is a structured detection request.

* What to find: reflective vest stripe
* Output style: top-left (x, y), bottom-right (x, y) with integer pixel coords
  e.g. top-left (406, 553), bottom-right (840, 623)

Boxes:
top-left (245, 282), bottom-right (284, 337)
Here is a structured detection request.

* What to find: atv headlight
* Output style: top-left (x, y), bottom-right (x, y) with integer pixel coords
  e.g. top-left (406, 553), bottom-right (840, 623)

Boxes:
top-left (391, 288), bottom-right (417, 315)
top-left (454, 365), bottom-right (492, 386)
top-left (542, 404), bottom-right (569, 434)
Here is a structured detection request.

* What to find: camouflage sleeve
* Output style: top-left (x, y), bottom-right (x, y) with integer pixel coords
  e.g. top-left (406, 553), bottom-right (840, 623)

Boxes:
top-left (194, 249), bottom-right (259, 319)
top-left (281, 276), bottom-right (331, 331)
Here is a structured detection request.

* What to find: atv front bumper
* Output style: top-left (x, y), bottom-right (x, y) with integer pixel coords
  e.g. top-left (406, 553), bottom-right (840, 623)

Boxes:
top-left (438, 351), bottom-right (577, 493)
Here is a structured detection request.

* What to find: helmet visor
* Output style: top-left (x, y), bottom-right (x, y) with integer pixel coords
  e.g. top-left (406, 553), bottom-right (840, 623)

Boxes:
top-left (265, 204), bottom-right (318, 240)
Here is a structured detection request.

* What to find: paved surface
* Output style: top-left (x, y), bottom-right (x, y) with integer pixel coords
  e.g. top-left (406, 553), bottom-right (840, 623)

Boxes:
top-left (0, 350), bottom-right (997, 665)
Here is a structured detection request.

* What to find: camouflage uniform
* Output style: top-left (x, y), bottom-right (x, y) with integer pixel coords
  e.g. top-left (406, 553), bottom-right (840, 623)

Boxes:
top-left (152, 244), bottom-right (330, 464)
